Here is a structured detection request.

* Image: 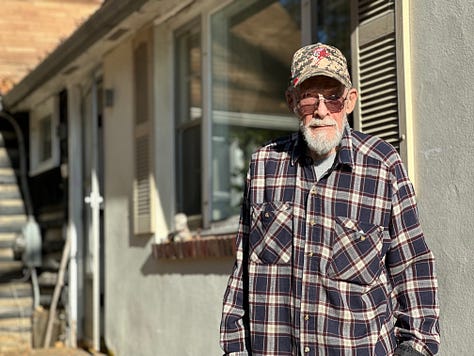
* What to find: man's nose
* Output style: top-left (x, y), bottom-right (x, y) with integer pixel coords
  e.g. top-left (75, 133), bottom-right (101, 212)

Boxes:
top-left (313, 95), bottom-right (330, 118)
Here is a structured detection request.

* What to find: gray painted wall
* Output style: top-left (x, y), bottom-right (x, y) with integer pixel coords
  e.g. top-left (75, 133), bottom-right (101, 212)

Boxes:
top-left (411, 1), bottom-right (474, 354)
top-left (102, 36), bottom-right (234, 356)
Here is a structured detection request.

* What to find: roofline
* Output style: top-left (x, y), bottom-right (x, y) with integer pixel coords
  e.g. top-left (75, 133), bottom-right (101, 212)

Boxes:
top-left (3, 0), bottom-right (150, 110)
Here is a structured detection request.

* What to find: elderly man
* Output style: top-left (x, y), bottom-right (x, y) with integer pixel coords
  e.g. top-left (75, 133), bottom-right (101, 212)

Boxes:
top-left (220, 43), bottom-right (440, 355)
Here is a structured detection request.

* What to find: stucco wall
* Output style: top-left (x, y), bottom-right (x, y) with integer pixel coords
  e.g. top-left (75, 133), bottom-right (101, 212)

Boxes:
top-left (410, 1), bottom-right (474, 354)
top-left (102, 33), bottom-right (233, 356)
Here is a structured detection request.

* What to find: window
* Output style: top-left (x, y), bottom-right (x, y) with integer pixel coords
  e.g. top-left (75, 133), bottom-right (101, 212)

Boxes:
top-left (171, 0), bottom-right (413, 231)
top-left (30, 96), bottom-right (60, 175)
top-left (175, 21), bottom-right (203, 229)
top-left (133, 28), bottom-right (156, 236)
top-left (209, 0), bottom-right (302, 224)
top-left (313, 1), bottom-right (351, 85)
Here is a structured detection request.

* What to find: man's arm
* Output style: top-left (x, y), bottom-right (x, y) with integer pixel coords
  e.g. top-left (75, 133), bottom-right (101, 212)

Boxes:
top-left (387, 159), bottom-right (440, 356)
top-left (220, 173), bottom-right (251, 355)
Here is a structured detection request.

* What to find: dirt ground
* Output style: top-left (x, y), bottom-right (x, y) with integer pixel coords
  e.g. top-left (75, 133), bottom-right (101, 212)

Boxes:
top-left (1, 347), bottom-right (93, 356)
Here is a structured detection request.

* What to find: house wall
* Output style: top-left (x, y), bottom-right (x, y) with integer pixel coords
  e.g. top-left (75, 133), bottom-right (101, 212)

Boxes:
top-left (102, 29), bottom-right (233, 355)
top-left (410, 1), bottom-right (474, 355)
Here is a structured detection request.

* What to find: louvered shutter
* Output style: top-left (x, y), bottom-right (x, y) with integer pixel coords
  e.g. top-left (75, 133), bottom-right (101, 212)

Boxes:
top-left (351, 0), bottom-right (410, 162)
top-left (133, 30), bottom-right (155, 236)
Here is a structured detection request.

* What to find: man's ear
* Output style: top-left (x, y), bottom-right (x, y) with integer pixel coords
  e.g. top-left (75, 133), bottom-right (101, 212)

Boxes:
top-left (345, 88), bottom-right (358, 114)
top-left (285, 87), bottom-right (295, 114)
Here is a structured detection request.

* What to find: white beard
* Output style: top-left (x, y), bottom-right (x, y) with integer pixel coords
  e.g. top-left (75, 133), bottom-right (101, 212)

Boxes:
top-left (300, 115), bottom-right (346, 157)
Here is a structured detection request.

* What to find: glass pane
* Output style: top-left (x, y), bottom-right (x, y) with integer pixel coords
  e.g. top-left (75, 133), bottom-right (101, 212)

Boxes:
top-left (315, 0), bottom-right (351, 64)
top-left (180, 125), bottom-right (202, 216)
top-left (314, 0), bottom-right (351, 125)
top-left (211, 0), bottom-right (301, 222)
top-left (176, 26), bottom-right (202, 126)
top-left (175, 23), bottom-right (202, 221)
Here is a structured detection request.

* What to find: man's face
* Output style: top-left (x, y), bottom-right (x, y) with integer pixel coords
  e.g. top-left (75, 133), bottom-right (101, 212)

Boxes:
top-left (294, 76), bottom-right (357, 158)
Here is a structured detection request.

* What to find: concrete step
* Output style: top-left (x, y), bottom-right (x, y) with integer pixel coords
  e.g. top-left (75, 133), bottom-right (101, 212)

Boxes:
top-left (0, 215), bottom-right (27, 233)
top-left (0, 199), bottom-right (25, 215)
top-left (0, 168), bottom-right (19, 184)
top-left (0, 260), bottom-right (25, 282)
top-left (0, 283), bottom-right (32, 299)
top-left (0, 215), bottom-right (27, 225)
top-left (0, 296), bottom-right (33, 319)
top-left (0, 183), bottom-right (22, 199)
top-left (0, 316), bottom-right (32, 332)
top-left (38, 272), bottom-right (58, 287)
top-left (0, 247), bottom-right (15, 261)
top-left (0, 233), bottom-right (15, 249)
top-left (0, 260), bottom-right (24, 272)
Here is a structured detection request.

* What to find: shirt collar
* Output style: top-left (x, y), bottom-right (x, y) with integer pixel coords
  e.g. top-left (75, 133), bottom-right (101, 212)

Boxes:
top-left (336, 123), bottom-right (354, 168)
top-left (291, 122), bottom-right (354, 168)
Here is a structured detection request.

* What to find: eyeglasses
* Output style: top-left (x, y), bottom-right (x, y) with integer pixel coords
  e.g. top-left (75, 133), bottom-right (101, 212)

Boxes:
top-left (295, 91), bottom-right (348, 117)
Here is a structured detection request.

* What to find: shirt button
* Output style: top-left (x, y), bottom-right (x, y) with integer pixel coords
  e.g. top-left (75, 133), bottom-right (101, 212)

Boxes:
top-left (304, 315), bottom-right (310, 320)
top-left (304, 346), bottom-right (310, 353)
top-left (360, 235), bottom-right (366, 241)
top-left (310, 187), bottom-right (317, 195)
top-left (310, 220), bottom-right (316, 226)
top-left (264, 212), bottom-right (270, 218)
top-left (306, 252), bottom-right (313, 257)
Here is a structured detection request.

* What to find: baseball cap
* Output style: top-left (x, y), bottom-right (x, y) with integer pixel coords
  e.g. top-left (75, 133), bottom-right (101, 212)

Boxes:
top-left (289, 43), bottom-right (352, 88)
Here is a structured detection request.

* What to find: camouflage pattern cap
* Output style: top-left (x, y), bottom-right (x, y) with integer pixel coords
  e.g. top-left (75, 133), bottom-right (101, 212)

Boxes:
top-left (290, 43), bottom-right (352, 88)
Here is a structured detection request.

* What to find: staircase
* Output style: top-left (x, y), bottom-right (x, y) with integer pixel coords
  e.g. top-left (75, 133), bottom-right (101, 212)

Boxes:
top-left (0, 121), bottom-right (33, 353)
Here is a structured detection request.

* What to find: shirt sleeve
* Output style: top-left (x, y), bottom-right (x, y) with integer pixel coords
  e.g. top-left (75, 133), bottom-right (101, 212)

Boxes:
top-left (387, 158), bottom-right (440, 355)
top-left (220, 169), bottom-right (252, 355)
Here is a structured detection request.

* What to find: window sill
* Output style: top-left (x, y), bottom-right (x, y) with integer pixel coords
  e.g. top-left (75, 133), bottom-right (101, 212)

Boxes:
top-left (151, 234), bottom-right (236, 260)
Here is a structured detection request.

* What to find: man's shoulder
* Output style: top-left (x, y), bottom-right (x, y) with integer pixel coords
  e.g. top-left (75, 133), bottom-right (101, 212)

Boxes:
top-left (351, 129), bottom-right (401, 165)
top-left (253, 132), bottom-right (298, 157)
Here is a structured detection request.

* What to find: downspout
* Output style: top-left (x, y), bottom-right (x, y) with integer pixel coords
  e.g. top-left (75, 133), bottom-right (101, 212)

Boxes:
top-left (0, 101), bottom-right (41, 310)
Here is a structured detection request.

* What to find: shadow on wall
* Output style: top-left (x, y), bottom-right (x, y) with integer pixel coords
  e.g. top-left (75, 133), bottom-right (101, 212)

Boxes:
top-left (140, 253), bottom-right (234, 276)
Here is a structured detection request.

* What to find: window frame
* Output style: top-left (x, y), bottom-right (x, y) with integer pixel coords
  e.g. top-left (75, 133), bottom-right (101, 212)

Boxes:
top-left (29, 96), bottom-right (60, 176)
top-left (202, 0), bottom-right (308, 229)
top-left (173, 18), bottom-right (204, 230)
top-left (170, 0), bottom-right (327, 230)
top-left (169, 0), bottom-right (410, 232)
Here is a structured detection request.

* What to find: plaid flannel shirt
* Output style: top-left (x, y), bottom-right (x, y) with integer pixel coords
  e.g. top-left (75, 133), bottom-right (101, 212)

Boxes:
top-left (220, 124), bottom-right (440, 355)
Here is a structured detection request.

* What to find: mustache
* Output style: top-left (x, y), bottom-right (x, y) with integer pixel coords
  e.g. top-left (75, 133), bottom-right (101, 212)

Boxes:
top-left (300, 118), bottom-right (338, 127)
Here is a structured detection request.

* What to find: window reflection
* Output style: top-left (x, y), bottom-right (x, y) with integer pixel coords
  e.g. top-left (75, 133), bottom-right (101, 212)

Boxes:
top-left (211, 0), bottom-right (301, 222)
top-left (175, 23), bottom-right (202, 225)
top-left (315, 0), bottom-right (351, 65)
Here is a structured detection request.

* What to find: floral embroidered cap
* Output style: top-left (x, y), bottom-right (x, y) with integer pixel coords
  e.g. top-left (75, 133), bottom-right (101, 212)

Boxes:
top-left (290, 43), bottom-right (352, 88)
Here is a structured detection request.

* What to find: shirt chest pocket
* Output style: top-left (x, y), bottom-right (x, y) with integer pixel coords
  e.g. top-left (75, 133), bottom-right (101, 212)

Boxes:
top-left (327, 217), bottom-right (386, 285)
top-left (249, 201), bottom-right (293, 264)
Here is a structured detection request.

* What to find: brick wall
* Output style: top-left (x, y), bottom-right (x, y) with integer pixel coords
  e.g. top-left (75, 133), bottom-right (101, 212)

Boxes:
top-left (0, 0), bottom-right (103, 95)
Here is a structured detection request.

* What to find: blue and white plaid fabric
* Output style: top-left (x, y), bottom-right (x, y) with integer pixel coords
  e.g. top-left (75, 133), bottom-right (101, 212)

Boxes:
top-left (220, 124), bottom-right (440, 355)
